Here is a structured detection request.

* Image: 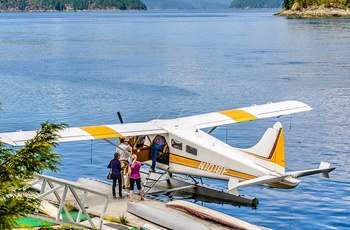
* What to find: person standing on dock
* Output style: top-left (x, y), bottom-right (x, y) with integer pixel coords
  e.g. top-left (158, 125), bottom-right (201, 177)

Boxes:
top-left (107, 152), bottom-right (123, 199)
top-left (117, 137), bottom-right (132, 189)
top-left (128, 154), bottom-right (144, 202)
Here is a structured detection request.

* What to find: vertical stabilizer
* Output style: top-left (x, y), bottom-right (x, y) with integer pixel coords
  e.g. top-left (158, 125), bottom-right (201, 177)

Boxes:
top-left (245, 122), bottom-right (286, 175)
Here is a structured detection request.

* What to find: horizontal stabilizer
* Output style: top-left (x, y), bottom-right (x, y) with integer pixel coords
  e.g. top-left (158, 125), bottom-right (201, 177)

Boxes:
top-left (290, 162), bottom-right (335, 179)
top-left (228, 174), bottom-right (289, 194)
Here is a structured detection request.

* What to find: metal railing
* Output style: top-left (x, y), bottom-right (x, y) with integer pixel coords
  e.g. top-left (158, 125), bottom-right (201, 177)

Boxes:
top-left (31, 174), bottom-right (110, 229)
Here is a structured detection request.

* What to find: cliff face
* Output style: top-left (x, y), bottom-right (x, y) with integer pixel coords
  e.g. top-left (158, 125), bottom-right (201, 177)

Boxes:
top-left (0, 0), bottom-right (147, 11)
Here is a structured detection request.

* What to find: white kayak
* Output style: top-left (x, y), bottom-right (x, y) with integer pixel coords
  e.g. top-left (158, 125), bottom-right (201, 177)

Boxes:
top-left (127, 202), bottom-right (210, 230)
top-left (166, 200), bottom-right (268, 230)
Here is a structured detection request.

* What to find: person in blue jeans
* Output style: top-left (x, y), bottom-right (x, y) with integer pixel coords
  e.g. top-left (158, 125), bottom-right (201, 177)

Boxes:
top-left (107, 152), bottom-right (123, 199)
top-left (151, 135), bottom-right (165, 172)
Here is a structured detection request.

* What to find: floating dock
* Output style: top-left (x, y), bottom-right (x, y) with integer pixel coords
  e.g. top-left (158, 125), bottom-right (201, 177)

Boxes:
top-left (29, 174), bottom-right (268, 230)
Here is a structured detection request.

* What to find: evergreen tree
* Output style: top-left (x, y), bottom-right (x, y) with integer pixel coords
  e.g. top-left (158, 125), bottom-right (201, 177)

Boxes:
top-left (0, 120), bottom-right (67, 229)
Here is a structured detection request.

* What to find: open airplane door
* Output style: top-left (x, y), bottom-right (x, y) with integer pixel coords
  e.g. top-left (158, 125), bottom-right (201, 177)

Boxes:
top-left (132, 135), bottom-right (152, 162)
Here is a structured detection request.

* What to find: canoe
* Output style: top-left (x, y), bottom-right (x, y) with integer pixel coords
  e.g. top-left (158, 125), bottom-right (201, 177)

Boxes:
top-left (127, 202), bottom-right (210, 230)
top-left (166, 200), bottom-right (265, 230)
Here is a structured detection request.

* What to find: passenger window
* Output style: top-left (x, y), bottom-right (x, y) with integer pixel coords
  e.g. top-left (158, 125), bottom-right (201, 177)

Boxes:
top-left (186, 145), bottom-right (197, 156)
top-left (171, 139), bottom-right (182, 150)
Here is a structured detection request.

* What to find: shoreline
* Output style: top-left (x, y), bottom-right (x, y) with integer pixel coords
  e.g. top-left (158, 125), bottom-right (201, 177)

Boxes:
top-left (275, 8), bottom-right (350, 18)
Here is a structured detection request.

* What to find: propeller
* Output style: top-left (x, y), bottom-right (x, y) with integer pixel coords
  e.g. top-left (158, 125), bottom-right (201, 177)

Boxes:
top-left (117, 111), bottom-right (124, 124)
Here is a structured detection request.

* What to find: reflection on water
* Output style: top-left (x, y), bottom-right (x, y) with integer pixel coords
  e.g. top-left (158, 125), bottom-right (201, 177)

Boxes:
top-left (0, 10), bottom-right (349, 229)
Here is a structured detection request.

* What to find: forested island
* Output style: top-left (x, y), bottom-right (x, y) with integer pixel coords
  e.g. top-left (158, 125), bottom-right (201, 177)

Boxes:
top-left (275, 0), bottom-right (350, 17)
top-left (0, 0), bottom-right (147, 11)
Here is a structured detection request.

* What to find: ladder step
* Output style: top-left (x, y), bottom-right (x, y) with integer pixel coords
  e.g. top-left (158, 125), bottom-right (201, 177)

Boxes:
top-left (142, 171), bottom-right (168, 195)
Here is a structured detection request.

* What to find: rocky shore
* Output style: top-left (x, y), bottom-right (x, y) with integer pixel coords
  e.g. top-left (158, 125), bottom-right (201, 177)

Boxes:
top-left (275, 7), bottom-right (350, 18)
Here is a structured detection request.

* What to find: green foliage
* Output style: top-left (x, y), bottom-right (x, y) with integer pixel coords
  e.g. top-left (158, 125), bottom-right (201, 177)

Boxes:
top-left (282, 0), bottom-right (350, 9)
top-left (117, 213), bottom-right (129, 225)
top-left (230, 0), bottom-right (283, 8)
top-left (104, 215), bottom-right (119, 222)
top-left (142, 0), bottom-right (232, 10)
top-left (104, 213), bottom-right (129, 225)
top-left (0, 0), bottom-right (147, 11)
top-left (57, 225), bottom-right (85, 230)
top-left (0, 121), bottom-right (67, 230)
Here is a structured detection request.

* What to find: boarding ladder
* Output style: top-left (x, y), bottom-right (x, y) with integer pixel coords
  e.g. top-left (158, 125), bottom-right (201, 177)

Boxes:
top-left (142, 170), bottom-right (167, 195)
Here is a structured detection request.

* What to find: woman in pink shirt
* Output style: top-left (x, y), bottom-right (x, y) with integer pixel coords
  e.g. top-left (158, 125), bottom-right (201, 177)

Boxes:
top-left (128, 154), bottom-right (144, 202)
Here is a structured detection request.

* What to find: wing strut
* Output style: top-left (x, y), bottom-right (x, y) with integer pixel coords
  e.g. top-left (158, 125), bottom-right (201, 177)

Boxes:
top-left (208, 126), bottom-right (218, 134)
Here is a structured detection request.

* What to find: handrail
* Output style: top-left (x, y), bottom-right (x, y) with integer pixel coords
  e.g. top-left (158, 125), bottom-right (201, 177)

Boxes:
top-left (31, 174), bottom-right (110, 229)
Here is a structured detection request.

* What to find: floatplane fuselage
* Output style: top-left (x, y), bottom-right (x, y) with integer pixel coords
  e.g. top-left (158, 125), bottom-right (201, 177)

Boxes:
top-left (141, 120), bottom-right (300, 192)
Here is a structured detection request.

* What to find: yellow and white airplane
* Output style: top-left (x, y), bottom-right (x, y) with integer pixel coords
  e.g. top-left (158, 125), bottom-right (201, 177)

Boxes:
top-left (0, 100), bottom-right (335, 198)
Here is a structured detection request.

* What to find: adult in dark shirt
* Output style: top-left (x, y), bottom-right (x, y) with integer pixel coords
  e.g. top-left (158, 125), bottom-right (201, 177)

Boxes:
top-left (107, 152), bottom-right (123, 199)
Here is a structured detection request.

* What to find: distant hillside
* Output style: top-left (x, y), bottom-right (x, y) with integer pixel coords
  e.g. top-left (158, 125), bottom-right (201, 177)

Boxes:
top-left (0, 0), bottom-right (147, 11)
top-left (142, 0), bottom-right (232, 10)
top-left (230, 0), bottom-right (283, 8)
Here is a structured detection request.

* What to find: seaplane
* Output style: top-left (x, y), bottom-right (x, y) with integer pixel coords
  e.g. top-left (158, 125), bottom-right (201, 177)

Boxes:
top-left (0, 100), bottom-right (335, 208)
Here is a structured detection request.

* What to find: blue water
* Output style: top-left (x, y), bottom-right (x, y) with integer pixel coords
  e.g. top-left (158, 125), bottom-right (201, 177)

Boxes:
top-left (1, 10), bottom-right (350, 229)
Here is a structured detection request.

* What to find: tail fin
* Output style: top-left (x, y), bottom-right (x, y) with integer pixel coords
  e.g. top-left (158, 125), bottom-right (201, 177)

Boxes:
top-left (245, 122), bottom-right (285, 175)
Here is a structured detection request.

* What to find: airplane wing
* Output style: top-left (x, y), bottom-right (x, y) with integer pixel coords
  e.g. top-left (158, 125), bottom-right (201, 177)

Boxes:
top-left (0, 100), bottom-right (311, 146)
top-left (0, 122), bottom-right (167, 146)
top-left (179, 100), bottom-right (312, 129)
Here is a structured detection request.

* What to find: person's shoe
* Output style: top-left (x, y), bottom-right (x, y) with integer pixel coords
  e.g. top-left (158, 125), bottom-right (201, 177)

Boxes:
top-left (122, 186), bottom-right (125, 189)
top-left (140, 197), bottom-right (144, 201)
top-left (113, 196), bottom-right (117, 199)
top-left (119, 196), bottom-right (124, 199)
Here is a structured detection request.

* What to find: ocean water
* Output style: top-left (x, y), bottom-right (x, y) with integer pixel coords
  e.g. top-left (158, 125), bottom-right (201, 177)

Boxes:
top-left (1, 10), bottom-right (350, 229)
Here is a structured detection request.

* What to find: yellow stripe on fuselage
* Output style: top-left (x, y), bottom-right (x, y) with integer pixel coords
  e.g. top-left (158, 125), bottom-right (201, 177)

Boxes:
top-left (80, 126), bottom-right (122, 139)
top-left (225, 169), bottom-right (256, 180)
top-left (219, 109), bottom-right (257, 122)
top-left (170, 155), bottom-right (201, 168)
top-left (169, 154), bottom-right (255, 180)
